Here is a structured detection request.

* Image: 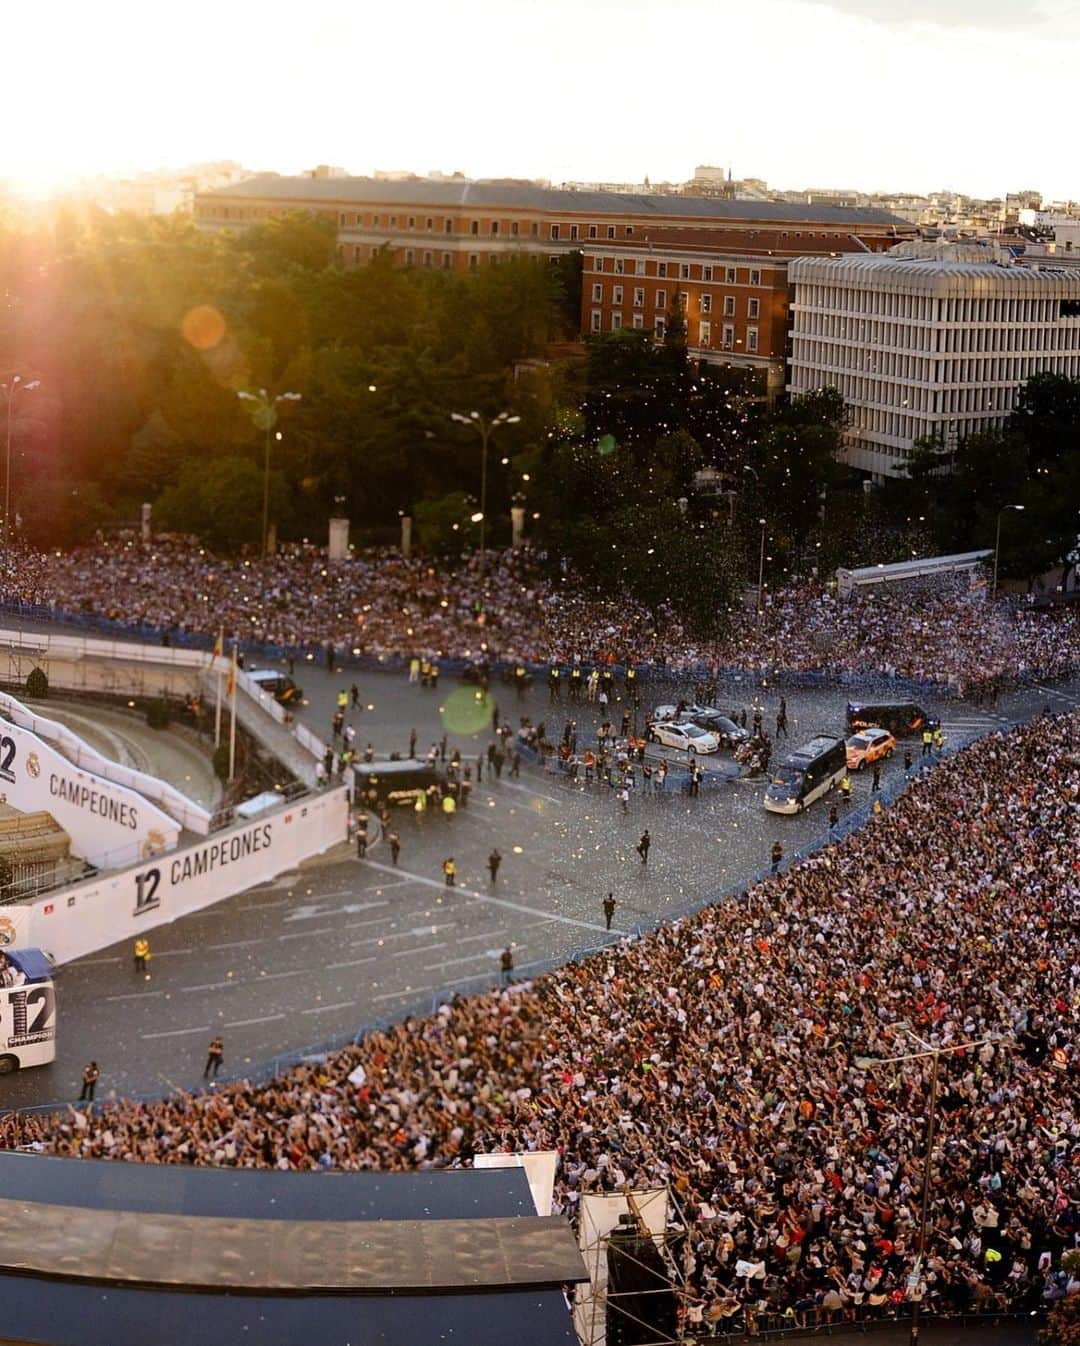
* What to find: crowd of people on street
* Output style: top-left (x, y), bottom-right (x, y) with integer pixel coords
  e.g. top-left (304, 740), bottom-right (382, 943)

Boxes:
top-left (4, 540), bottom-right (1080, 695)
top-left (3, 711), bottom-right (1078, 1333)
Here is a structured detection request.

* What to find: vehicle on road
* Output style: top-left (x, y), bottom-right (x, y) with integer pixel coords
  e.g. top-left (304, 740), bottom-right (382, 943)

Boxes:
top-left (646, 721), bottom-right (720, 755)
top-left (846, 727), bottom-right (896, 770)
top-left (652, 703), bottom-right (721, 724)
top-left (249, 669), bottom-right (304, 706)
top-left (765, 735), bottom-right (847, 814)
top-left (846, 701), bottom-right (930, 738)
top-left (0, 948), bottom-right (56, 1073)
top-left (353, 759), bottom-right (445, 808)
top-left (687, 712), bottom-right (751, 749)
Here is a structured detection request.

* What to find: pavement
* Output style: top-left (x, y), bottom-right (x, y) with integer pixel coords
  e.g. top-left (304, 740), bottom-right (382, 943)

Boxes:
top-left (3, 628), bottom-right (1079, 1111)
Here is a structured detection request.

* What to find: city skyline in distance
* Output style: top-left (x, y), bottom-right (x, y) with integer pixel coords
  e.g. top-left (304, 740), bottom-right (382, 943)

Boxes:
top-left (5, 0), bottom-right (1080, 202)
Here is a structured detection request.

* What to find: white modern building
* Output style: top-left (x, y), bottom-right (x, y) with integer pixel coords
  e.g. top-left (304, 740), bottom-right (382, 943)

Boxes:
top-left (788, 242), bottom-right (1080, 478)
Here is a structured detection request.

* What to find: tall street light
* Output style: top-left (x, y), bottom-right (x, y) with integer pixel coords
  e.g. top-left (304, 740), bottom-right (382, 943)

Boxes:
top-left (237, 389), bottom-right (302, 559)
top-left (856, 1027), bottom-right (1003, 1346)
top-left (992, 503), bottom-right (1024, 599)
top-left (450, 410), bottom-right (520, 569)
top-left (1, 375), bottom-right (41, 546)
top-left (742, 466), bottom-right (767, 625)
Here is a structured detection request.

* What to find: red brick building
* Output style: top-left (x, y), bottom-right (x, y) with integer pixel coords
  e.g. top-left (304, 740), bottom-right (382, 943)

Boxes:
top-left (196, 177), bottom-right (912, 391)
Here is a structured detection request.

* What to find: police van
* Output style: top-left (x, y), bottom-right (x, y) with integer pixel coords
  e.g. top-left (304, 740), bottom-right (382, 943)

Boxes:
top-left (765, 735), bottom-right (847, 814)
top-left (0, 948), bottom-right (57, 1073)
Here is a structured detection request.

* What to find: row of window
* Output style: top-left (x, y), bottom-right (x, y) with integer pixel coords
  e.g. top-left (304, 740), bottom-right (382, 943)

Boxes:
top-left (591, 283), bottom-right (760, 318)
top-left (590, 310), bottom-right (759, 350)
top-left (592, 256), bottom-right (765, 284)
top-left (796, 285), bottom-right (1080, 325)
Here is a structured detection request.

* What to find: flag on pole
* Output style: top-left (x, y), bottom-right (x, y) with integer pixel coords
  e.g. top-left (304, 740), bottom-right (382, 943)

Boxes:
top-left (226, 647), bottom-right (236, 698)
top-left (211, 627), bottom-right (224, 663)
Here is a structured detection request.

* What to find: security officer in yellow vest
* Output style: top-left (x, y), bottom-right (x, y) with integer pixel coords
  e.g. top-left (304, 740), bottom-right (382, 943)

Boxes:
top-left (625, 665), bottom-right (638, 706)
top-left (548, 665), bottom-right (561, 702)
top-left (514, 664), bottom-right (528, 699)
top-left (921, 725), bottom-right (933, 757)
top-left (134, 936), bottom-right (151, 980)
top-left (570, 664), bottom-right (582, 702)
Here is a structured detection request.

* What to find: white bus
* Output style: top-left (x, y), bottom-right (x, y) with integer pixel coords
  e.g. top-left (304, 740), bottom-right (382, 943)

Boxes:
top-left (0, 949), bottom-right (57, 1074)
top-left (765, 736), bottom-right (847, 815)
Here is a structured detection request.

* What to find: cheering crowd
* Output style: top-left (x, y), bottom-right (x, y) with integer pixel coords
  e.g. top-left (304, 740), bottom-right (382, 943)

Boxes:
top-left (3, 540), bottom-right (1080, 694)
top-left (3, 711), bottom-right (1078, 1333)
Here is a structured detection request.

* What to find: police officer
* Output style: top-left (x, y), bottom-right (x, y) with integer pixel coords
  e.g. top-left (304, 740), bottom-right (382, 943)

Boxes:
top-left (840, 772), bottom-right (853, 800)
top-left (603, 893), bottom-right (617, 930)
top-left (336, 688), bottom-right (348, 714)
top-left (443, 857), bottom-right (456, 886)
top-left (203, 1036), bottom-right (224, 1080)
top-left (570, 665), bottom-right (582, 701)
top-left (921, 725), bottom-right (933, 757)
top-left (499, 946), bottom-right (514, 986)
top-left (355, 816), bottom-right (368, 859)
top-left (133, 936), bottom-right (151, 978)
top-left (933, 725), bottom-right (945, 754)
top-left (488, 848), bottom-right (502, 883)
top-left (771, 840), bottom-right (783, 873)
top-left (548, 665), bottom-right (561, 702)
top-left (515, 664), bottom-right (527, 699)
top-left (871, 764), bottom-right (881, 793)
top-left (78, 1061), bottom-right (100, 1102)
top-left (388, 830), bottom-right (401, 865)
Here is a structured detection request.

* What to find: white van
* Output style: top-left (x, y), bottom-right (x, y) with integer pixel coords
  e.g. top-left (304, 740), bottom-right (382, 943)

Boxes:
top-left (0, 948), bottom-right (57, 1073)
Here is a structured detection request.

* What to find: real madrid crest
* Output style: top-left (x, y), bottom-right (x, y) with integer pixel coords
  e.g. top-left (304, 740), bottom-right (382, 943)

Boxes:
top-left (0, 917), bottom-right (16, 947)
top-left (25, 752), bottom-right (40, 779)
top-left (141, 829), bottom-right (166, 859)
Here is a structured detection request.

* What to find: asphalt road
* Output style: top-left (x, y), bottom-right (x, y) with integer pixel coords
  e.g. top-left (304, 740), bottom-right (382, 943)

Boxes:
top-left (4, 629), bottom-right (1079, 1110)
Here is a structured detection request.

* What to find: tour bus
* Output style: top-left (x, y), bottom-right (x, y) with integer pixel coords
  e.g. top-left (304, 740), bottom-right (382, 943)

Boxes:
top-left (0, 948), bottom-right (57, 1074)
top-left (764, 735), bottom-right (847, 814)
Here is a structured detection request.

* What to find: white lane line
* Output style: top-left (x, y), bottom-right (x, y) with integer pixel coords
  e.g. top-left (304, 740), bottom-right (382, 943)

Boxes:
top-left (225, 1013), bottom-right (287, 1029)
top-left (74, 956), bottom-right (121, 968)
top-left (180, 980), bottom-right (240, 993)
top-left (278, 927), bottom-right (334, 942)
top-left (501, 781), bottom-right (565, 805)
top-left (106, 990), bottom-right (165, 1002)
top-left (326, 956), bottom-right (379, 970)
top-left (238, 899), bottom-right (291, 912)
top-left (424, 951), bottom-right (498, 972)
top-left (360, 860), bottom-right (620, 935)
top-left (342, 915), bottom-right (397, 934)
top-left (207, 939), bottom-right (262, 952)
top-left (371, 988), bottom-right (420, 1003)
top-left (142, 1024), bottom-right (211, 1040)
top-left (455, 929), bottom-right (508, 944)
top-left (253, 968), bottom-right (308, 983)
top-left (391, 942), bottom-right (448, 958)
top-left (302, 1001), bottom-right (354, 1015)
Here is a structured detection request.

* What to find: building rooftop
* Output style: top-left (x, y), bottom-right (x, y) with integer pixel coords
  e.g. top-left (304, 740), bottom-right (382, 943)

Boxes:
top-left (790, 251), bottom-right (1080, 289)
top-left (201, 176), bottom-right (908, 226)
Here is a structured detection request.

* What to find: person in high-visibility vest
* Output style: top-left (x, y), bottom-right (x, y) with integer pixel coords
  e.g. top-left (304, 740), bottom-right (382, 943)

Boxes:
top-left (442, 794), bottom-right (456, 818)
top-left (134, 937), bottom-right (151, 979)
top-left (921, 726), bottom-right (933, 757)
top-left (839, 773), bottom-right (853, 800)
top-left (443, 857), bottom-right (456, 886)
top-left (336, 689), bottom-right (348, 712)
top-left (933, 726), bottom-right (945, 754)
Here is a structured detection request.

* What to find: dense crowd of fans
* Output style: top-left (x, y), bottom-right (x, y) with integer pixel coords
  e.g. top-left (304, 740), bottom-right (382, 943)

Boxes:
top-left (3, 712), bottom-right (1078, 1332)
top-left (3, 540), bottom-right (1080, 694)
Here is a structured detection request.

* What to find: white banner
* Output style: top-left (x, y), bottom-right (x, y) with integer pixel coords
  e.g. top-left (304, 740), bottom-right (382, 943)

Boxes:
top-left (0, 720), bottom-right (180, 869)
top-left (22, 786), bottom-right (348, 965)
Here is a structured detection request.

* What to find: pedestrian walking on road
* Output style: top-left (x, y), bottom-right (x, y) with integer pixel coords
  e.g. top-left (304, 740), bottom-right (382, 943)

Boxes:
top-left (388, 831), bottom-right (401, 865)
top-left (771, 840), bottom-right (783, 873)
top-left (326, 642), bottom-right (335, 673)
top-left (510, 750), bottom-right (521, 778)
top-left (776, 698), bottom-right (788, 739)
top-left (603, 893), bottom-right (617, 930)
top-left (203, 1036), bottom-right (224, 1080)
top-left (355, 819), bottom-right (368, 859)
top-left (636, 829), bottom-right (651, 863)
top-left (499, 946), bottom-right (514, 986)
top-left (829, 802), bottom-right (839, 831)
top-left (350, 683), bottom-right (360, 709)
top-left (871, 764), bottom-right (881, 793)
top-left (904, 748), bottom-right (913, 773)
top-left (78, 1061), bottom-right (99, 1102)
top-left (488, 848), bottom-right (502, 883)
top-left (133, 937), bottom-right (151, 979)
top-left (443, 857), bottom-right (456, 887)
top-left (409, 728), bottom-right (417, 759)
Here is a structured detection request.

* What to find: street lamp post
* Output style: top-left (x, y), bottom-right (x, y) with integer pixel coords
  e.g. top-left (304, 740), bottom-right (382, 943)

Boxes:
top-left (856, 1028), bottom-right (1003, 1346)
top-left (742, 466), bottom-right (767, 625)
top-left (1, 375), bottom-right (41, 546)
top-left (450, 410), bottom-right (520, 569)
top-left (237, 389), bottom-right (302, 559)
top-left (992, 503), bottom-right (1024, 599)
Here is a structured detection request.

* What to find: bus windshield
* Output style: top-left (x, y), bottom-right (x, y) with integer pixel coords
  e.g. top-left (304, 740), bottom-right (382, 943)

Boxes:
top-left (771, 766), bottom-right (805, 789)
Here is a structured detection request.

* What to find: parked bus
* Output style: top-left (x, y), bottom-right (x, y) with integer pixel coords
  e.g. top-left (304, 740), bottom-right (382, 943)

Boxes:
top-left (765, 735), bottom-right (847, 815)
top-left (0, 948), bottom-right (56, 1073)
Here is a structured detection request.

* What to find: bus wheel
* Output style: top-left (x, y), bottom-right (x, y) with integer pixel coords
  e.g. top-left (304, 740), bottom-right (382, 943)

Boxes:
top-left (0, 1055), bottom-right (20, 1075)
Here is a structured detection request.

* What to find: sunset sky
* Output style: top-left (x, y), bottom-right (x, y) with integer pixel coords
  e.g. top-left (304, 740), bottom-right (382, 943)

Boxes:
top-left (5, 0), bottom-right (1079, 199)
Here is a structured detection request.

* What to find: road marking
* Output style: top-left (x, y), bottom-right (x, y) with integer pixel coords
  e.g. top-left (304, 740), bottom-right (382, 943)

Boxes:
top-left (225, 1013), bottom-right (287, 1029)
top-left (301, 1001), bottom-right (354, 1015)
top-left (253, 968), bottom-right (308, 982)
top-left (206, 939), bottom-right (263, 952)
top-left (180, 980), bottom-right (240, 993)
top-left (238, 899), bottom-right (291, 912)
top-left (326, 956), bottom-right (380, 970)
top-left (278, 927), bottom-right (334, 942)
top-left (342, 915), bottom-right (397, 933)
top-left (424, 950), bottom-right (501, 972)
top-left (371, 988), bottom-right (421, 1004)
top-left (392, 942), bottom-right (448, 958)
top-left (456, 929), bottom-right (508, 944)
top-left (74, 956), bottom-right (121, 968)
top-left (142, 1024), bottom-right (211, 1040)
top-left (502, 781), bottom-right (565, 805)
top-left (360, 860), bottom-right (615, 934)
top-left (105, 989), bottom-right (164, 1002)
